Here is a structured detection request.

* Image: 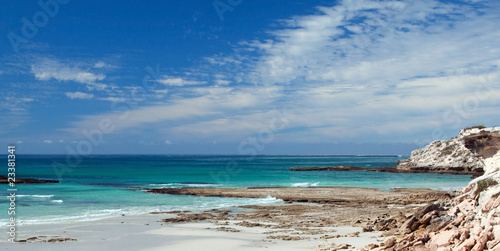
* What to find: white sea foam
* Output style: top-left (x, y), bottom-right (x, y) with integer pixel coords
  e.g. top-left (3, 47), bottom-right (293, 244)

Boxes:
top-left (1, 207), bottom-right (153, 227)
top-left (258, 195), bottom-right (283, 203)
top-left (0, 195), bottom-right (285, 227)
top-left (16, 195), bottom-right (54, 198)
top-left (292, 182), bottom-right (319, 187)
top-left (147, 183), bottom-right (221, 188)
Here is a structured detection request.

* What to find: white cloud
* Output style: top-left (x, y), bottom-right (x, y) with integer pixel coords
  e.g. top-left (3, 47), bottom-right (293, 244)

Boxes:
top-left (93, 61), bottom-right (107, 68)
top-left (170, 109), bottom-right (289, 139)
top-left (31, 58), bottom-right (106, 86)
top-left (53, 0), bottom-right (500, 146)
top-left (243, 0), bottom-right (490, 87)
top-left (98, 97), bottom-right (126, 102)
top-left (64, 86), bottom-right (265, 134)
top-left (218, 0), bottom-right (500, 142)
top-left (65, 92), bottom-right (95, 99)
top-left (204, 56), bottom-right (241, 66)
top-left (154, 89), bottom-right (169, 94)
top-left (157, 76), bottom-right (206, 86)
top-left (215, 79), bottom-right (231, 85)
top-left (165, 140), bottom-right (172, 144)
top-left (43, 140), bottom-right (53, 144)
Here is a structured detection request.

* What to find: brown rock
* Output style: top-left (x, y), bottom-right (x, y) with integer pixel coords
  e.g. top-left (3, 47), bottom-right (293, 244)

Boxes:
top-left (412, 233), bottom-right (430, 244)
top-left (471, 231), bottom-right (489, 251)
top-left (216, 227), bottom-right (240, 232)
top-left (320, 234), bottom-right (341, 239)
top-left (492, 196), bottom-right (500, 209)
top-left (482, 194), bottom-right (497, 213)
top-left (415, 203), bottom-right (441, 218)
top-left (455, 238), bottom-right (475, 251)
top-left (266, 235), bottom-right (307, 241)
top-left (418, 211), bottom-right (436, 226)
top-left (384, 237), bottom-right (396, 248)
top-left (363, 244), bottom-right (379, 250)
top-left (457, 199), bottom-right (475, 214)
top-left (400, 216), bottom-right (419, 234)
top-left (347, 232), bottom-right (360, 237)
top-left (451, 214), bottom-right (466, 227)
top-left (429, 230), bottom-right (455, 248)
top-left (160, 213), bottom-right (218, 223)
top-left (487, 239), bottom-right (500, 249)
top-left (412, 240), bottom-right (424, 247)
top-left (362, 226), bottom-right (374, 232)
top-left (336, 243), bottom-right (351, 249)
top-left (427, 218), bottom-right (451, 232)
top-left (459, 229), bottom-right (470, 241)
top-left (47, 238), bottom-right (77, 243)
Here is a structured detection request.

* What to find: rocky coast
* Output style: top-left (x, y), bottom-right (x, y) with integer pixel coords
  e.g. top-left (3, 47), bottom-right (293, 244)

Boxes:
top-left (145, 126), bottom-right (500, 250)
top-left (373, 126), bottom-right (500, 250)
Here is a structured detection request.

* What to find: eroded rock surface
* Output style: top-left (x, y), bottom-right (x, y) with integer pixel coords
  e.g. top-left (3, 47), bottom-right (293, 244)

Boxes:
top-left (372, 127), bottom-right (500, 251)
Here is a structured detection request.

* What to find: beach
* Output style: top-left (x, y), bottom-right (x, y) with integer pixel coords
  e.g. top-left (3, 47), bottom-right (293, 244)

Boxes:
top-left (2, 186), bottom-right (454, 250)
top-left (3, 0), bottom-right (500, 249)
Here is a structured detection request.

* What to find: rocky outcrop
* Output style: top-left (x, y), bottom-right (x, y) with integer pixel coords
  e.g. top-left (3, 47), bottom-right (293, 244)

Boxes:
top-left (372, 127), bottom-right (500, 251)
top-left (290, 165), bottom-right (483, 177)
top-left (396, 126), bottom-right (500, 175)
top-left (291, 128), bottom-right (500, 177)
top-left (15, 236), bottom-right (77, 243)
top-left (146, 186), bottom-right (452, 205)
top-left (0, 175), bottom-right (59, 184)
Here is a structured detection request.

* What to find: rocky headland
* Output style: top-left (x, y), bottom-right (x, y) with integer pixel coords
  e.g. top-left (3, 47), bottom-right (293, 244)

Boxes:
top-left (373, 126), bottom-right (500, 250)
top-left (396, 126), bottom-right (500, 175)
top-left (291, 126), bottom-right (500, 178)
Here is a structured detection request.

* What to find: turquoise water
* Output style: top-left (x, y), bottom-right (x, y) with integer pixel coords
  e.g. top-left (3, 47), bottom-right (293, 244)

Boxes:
top-left (1, 155), bottom-right (472, 226)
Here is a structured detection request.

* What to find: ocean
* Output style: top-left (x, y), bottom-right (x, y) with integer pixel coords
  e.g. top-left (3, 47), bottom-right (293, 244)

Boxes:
top-left (1, 155), bottom-right (472, 227)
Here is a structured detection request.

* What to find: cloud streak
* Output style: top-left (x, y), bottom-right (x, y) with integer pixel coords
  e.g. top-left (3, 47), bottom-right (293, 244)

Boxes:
top-left (157, 76), bottom-right (207, 86)
top-left (65, 92), bottom-right (95, 99)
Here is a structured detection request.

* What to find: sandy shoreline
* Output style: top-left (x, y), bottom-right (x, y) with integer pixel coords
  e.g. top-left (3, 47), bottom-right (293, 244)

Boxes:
top-left (2, 187), bottom-right (456, 250)
top-left (1, 214), bottom-right (384, 251)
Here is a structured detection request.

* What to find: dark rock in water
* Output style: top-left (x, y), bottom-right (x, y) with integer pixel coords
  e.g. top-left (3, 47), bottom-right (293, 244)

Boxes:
top-left (47, 237), bottom-right (77, 243)
top-left (16, 236), bottom-right (76, 243)
top-left (289, 165), bottom-right (482, 177)
top-left (0, 175), bottom-right (59, 184)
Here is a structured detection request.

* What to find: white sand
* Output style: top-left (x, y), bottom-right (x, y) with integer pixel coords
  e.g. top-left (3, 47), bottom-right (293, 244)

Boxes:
top-left (1, 213), bottom-right (385, 251)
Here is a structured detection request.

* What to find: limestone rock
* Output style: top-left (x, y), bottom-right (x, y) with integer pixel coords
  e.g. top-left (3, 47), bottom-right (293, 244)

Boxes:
top-left (375, 127), bottom-right (500, 251)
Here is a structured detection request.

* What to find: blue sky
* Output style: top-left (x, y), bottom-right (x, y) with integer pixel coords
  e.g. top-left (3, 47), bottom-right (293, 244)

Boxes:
top-left (1, 0), bottom-right (500, 154)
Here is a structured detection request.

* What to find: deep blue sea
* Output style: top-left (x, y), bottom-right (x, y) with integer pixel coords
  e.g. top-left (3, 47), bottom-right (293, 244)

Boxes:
top-left (1, 155), bottom-right (472, 226)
